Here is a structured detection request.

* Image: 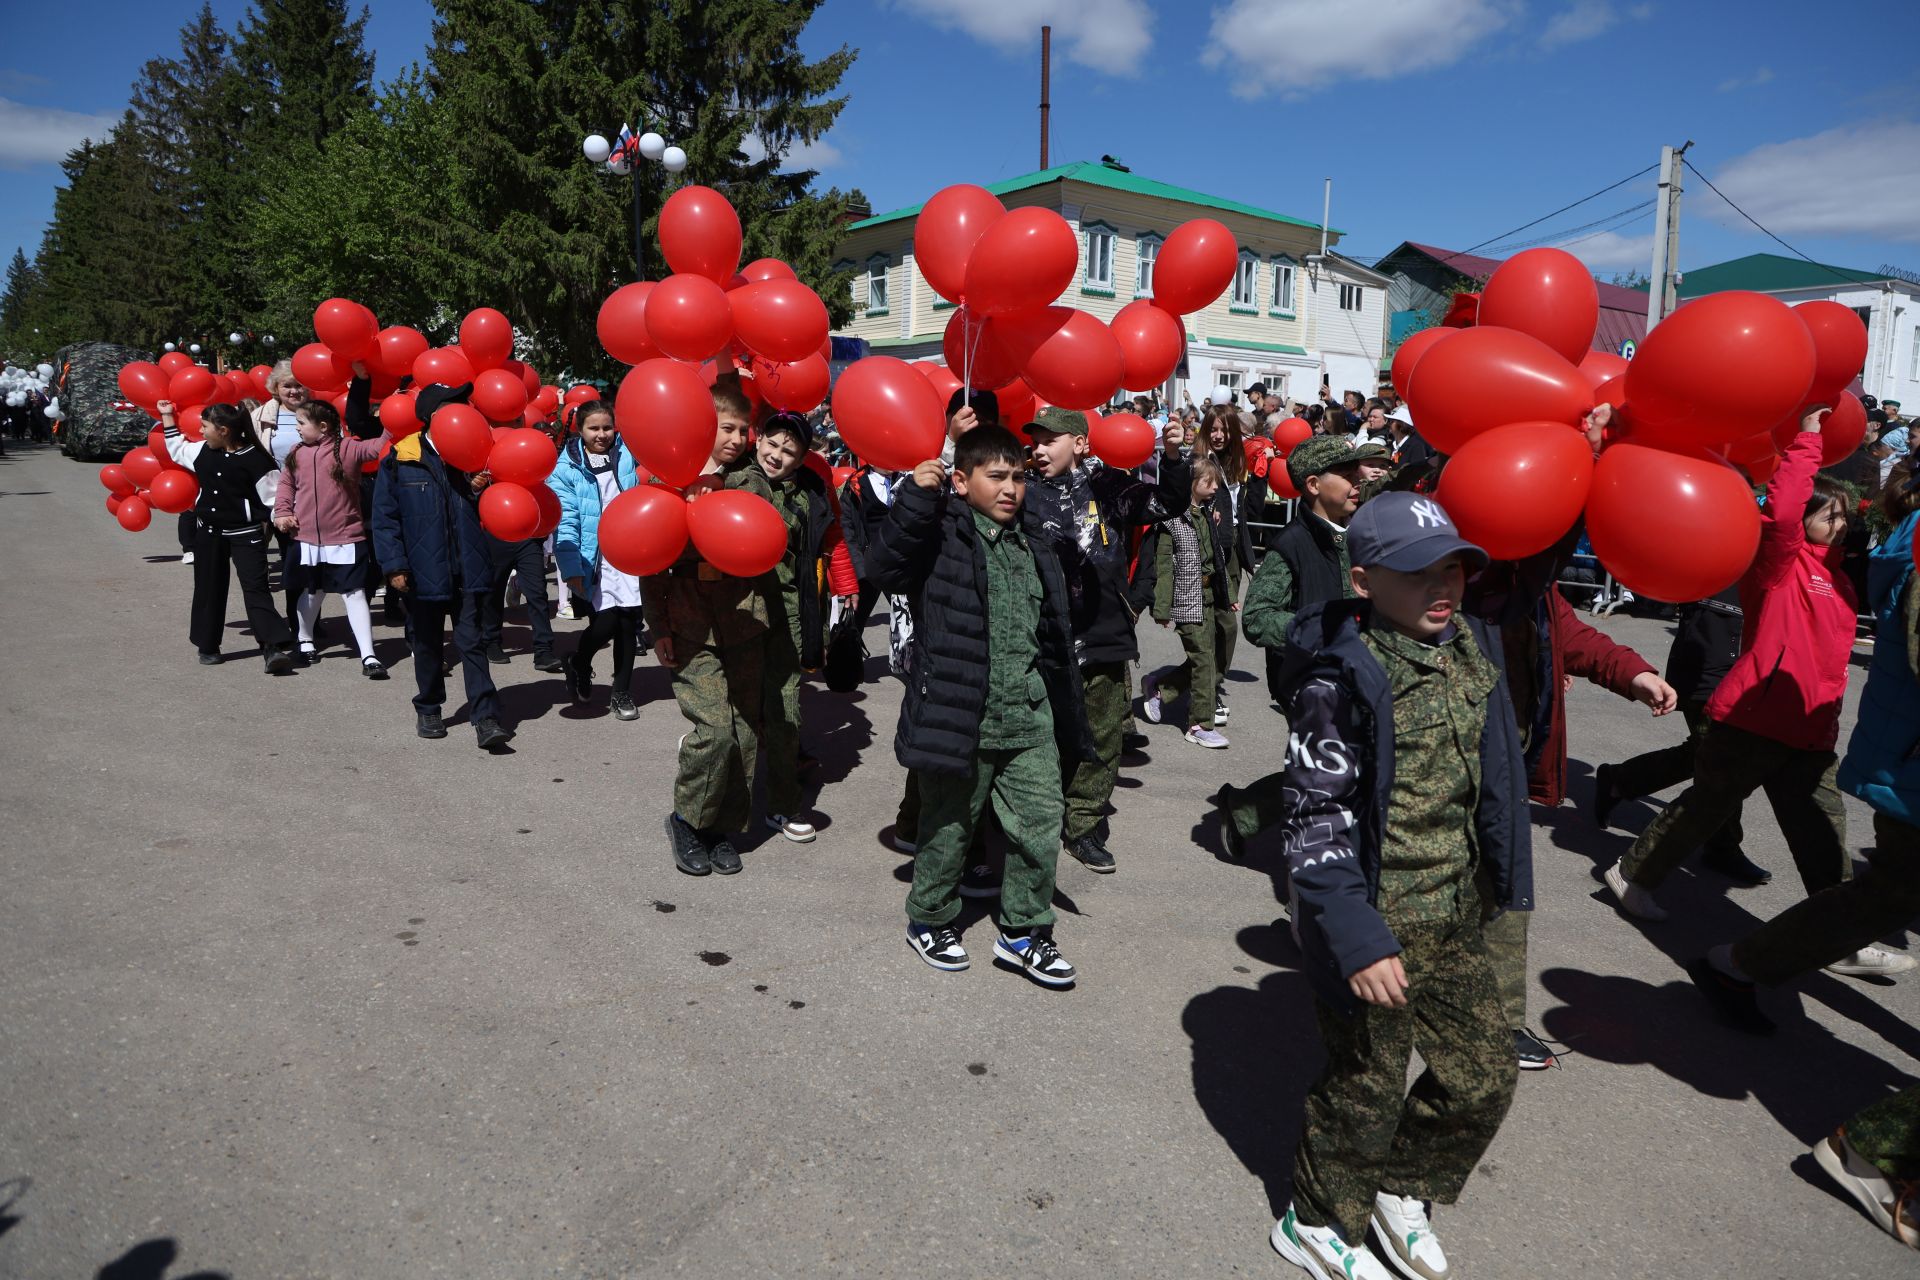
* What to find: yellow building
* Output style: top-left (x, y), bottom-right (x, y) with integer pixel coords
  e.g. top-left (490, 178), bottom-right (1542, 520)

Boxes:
top-left (831, 158), bottom-right (1391, 408)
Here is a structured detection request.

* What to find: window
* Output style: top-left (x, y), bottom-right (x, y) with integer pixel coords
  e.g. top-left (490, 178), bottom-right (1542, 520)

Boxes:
top-left (1261, 372), bottom-right (1287, 402)
top-left (866, 255), bottom-right (890, 313)
top-left (1338, 283), bottom-right (1363, 312)
top-left (1232, 252), bottom-right (1258, 310)
top-left (1083, 223), bottom-right (1115, 291)
top-left (1270, 257), bottom-right (1296, 314)
top-left (1135, 234), bottom-right (1161, 297)
top-left (1216, 369), bottom-right (1244, 398)
top-left (1910, 330), bottom-right (1919, 380)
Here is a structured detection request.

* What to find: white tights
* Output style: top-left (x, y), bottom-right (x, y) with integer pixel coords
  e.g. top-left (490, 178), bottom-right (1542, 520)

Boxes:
top-left (296, 588), bottom-right (374, 660)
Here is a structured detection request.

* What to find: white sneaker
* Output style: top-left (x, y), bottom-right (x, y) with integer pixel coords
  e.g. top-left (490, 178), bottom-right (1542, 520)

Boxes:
top-left (765, 813), bottom-right (817, 843)
top-left (892, 833), bottom-right (918, 854)
top-left (1213, 705), bottom-right (1229, 726)
top-left (1142, 694), bottom-right (1163, 724)
top-left (1371, 1193), bottom-right (1449, 1279)
top-left (1186, 725), bottom-right (1229, 749)
top-left (180, 551), bottom-right (194, 564)
top-left (1603, 859), bottom-right (1668, 922)
top-left (556, 601), bottom-right (575, 619)
top-left (1271, 1205), bottom-right (1394, 1280)
top-left (1825, 946), bottom-right (1918, 978)
top-left (1813, 1128), bottom-right (1920, 1247)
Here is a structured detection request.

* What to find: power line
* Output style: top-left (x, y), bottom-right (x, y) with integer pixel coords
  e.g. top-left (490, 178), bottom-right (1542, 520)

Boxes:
top-left (1438, 164), bottom-right (1659, 265)
top-left (1681, 158), bottom-right (1868, 286)
top-left (1481, 200), bottom-right (1656, 256)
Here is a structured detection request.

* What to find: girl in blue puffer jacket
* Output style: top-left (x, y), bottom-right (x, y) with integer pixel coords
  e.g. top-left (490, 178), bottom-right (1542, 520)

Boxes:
top-left (548, 402), bottom-right (647, 719)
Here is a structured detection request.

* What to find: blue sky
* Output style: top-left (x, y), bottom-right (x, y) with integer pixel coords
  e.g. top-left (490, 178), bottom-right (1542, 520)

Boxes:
top-left (5, 0), bottom-right (1918, 292)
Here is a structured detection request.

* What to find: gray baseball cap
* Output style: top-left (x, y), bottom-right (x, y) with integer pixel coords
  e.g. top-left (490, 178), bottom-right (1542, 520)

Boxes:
top-left (1348, 492), bottom-right (1488, 572)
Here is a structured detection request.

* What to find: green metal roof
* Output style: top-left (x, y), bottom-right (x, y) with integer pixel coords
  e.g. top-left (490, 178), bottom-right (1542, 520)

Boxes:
top-left (848, 161), bottom-right (1337, 235)
top-left (1674, 253), bottom-right (1887, 298)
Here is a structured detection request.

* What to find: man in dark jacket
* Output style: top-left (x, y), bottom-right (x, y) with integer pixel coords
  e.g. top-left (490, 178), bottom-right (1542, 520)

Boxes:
top-left (867, 425), bottom-right (1094, 987)
top-left (1024, 405), bottom-right (1189, 872)
top-left (371, 382), bottom-right (511, 749)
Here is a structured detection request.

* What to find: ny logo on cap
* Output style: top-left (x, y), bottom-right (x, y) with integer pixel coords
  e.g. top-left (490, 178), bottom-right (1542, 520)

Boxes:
top-left (1410, 498), bottom-right (1448, 529)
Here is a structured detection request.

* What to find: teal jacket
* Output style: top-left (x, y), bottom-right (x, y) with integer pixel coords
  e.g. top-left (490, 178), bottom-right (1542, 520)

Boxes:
top-left (547, 437), bottom-right (641, 583)
top-left (1838, 512), bottom-right (1920, 825)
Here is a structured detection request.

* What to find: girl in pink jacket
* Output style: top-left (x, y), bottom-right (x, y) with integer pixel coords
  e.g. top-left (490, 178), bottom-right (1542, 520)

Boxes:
top-left (272, 397), bottom-right (389, 677)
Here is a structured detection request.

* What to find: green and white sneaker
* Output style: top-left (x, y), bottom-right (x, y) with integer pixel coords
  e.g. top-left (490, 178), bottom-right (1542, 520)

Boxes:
top-left (1271, 1204), bottom-right (1395, 1280)
top-left (1371, 1193), bottom-right (1449, 1279)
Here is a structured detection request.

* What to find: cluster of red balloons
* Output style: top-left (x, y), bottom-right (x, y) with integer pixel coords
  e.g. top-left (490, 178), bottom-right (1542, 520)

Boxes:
top-left (117, 353), bottom-right (277, 442)
top-left (825, 187), bottom-right (1238, 472)
top-left (101, 431), bottom-right (199, 532)
top-left (1396, 246), bottom-right (1872, 601)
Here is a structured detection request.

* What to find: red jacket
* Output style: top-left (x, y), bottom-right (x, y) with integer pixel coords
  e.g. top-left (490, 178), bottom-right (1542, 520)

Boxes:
top-left (1535, 588), bottom-right (1656, 805)
top-left (1705, 430), bottom-right (1859, 751)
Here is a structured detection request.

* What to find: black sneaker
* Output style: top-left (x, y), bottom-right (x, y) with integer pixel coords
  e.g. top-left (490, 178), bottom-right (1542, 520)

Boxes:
top-left (197, 650), bottom-right (222, 666)
top-left (264, 645), bottom-right (295, 674)
top-left (957, 863), bottom-right (1001, 899)
top-left (565, 656), bottom-right (591, 703)
top-left (532, 650), bottom-right (565, 673)
top-left (1515, 1027), bottom-right (1558, 1070)
top-left (416, 710), bottom-right (447, 739)
top-left (1685, 955), bottom-right (1775, 1035)
top-left (906, 921), bottom-right (970, 971)
top-left (1210, 784), bottom-right (1246, 859)
top-left (707, 833), bottom-right (742, 875)
top-left (474, 718), bottom-right (514, 750)
top-left (610, 691), bottom-right (639, 720)
top-left (1065, 835), bottom-right (1116, 874)
top-left (666, 814), bottom-right (711, 876)
top-left (485, 642), bottom-right (510, 665)
top-left (992, 929), bottom-right (1077, 987)
top-left (295, 646), bottom-right (319, 668)
top-left (1702, 846), bottom-right (1771, 885)
top-left (1592, 763), bottom-right (1621, 830)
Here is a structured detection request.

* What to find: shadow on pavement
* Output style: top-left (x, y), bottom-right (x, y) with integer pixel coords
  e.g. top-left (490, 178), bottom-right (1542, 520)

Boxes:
top-left (95, 1237), bottom-right (227, 1280)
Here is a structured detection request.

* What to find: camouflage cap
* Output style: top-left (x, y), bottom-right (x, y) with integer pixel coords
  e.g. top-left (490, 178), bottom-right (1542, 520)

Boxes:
top-left (1025, 405), bottom-right (1089, 437)
top-left (1286, 434), bottom-right (1367, 489)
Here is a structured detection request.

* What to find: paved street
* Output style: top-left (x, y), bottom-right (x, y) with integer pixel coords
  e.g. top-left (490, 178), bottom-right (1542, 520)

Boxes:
top-left (2, 439), bottom-right (1915, 1279)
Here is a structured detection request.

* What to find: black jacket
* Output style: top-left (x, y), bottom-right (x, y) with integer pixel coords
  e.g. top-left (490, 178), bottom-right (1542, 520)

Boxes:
top-left (1274, 600), bottom-right (1534, 1015)
top-left (1024, 457), bottom-right (1189, 663)
top-left (837, 466), bottom-right (892, 582)
top-left (1260, 512), bottom-right (1350, 702)
top-left (1665, 585), bottom-right (1743, 705)
top-left (768, 465), bottom-right (839, 669)
top-left (867, 478), bottom-right (1093, 775)
top-left (163, 424), bottom-right (277, 532)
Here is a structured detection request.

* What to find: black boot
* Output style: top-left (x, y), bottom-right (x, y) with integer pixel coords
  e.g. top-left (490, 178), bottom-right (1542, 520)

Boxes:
top-left (667, 814), bottom-right (712, 876)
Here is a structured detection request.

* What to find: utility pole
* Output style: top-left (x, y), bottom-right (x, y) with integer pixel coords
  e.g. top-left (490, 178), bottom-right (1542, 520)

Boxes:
top-left (1645, 140), bottom-right (1692, 331)
top-left (1039, 26), bottom-right (1051, 169)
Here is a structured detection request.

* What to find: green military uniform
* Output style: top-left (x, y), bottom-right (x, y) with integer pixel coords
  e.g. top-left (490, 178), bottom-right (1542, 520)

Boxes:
top-left (909, 512), bottom-right (1063, 932)
top-left (1147, 508), bottom-right (1218, 724)
top-left (1063, 660), bottom-right (1127, 841)
top-left (642, 463), bottom-right (774, 834)
top-left (761, 471), bottom-right (810, 817)
top-left (1292, 624), bottom-right (1518, 1246)
top-left (1842, 1080), bottom-right (1920, 1182)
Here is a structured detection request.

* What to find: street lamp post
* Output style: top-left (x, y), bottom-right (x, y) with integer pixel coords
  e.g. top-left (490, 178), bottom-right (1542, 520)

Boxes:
top-left (582, 126), bottom-right (688, 282)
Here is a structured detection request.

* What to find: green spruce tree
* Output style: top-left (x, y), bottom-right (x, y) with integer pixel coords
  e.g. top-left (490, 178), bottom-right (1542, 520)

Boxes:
top-left (1, 249), bottom-right (41, 343)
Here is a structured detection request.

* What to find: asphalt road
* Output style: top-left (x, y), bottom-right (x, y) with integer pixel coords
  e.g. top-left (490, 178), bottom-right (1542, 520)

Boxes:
top-left (2, 440), bottom-right (1915, 1279)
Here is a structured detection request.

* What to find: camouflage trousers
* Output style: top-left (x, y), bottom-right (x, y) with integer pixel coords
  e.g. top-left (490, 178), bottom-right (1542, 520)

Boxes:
top-left (1292, 906), bottom-right (1517, 1244)
top-left (1848, 1083), bottom-right (1920, 1181)
top-left (1150, 615), bottom-right (1217, 728)
top-left (761, 619), bottom-right (805, 816)
top-left (1062, 661), bottom-right (1127, 841)
top-left (1735, 812), bottom-right (1920, 986)
top-left (670, 639), bottom-right (763, 834)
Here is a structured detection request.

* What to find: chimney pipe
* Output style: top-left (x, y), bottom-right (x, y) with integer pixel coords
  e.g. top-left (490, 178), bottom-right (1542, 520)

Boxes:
top-left (1040, 26), bottom-right (1051, 169)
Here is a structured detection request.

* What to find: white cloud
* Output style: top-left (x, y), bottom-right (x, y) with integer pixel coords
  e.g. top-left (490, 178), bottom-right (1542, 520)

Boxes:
top-left (740, 133), bottom-right (845, 172)
top-left (1552, 229), bottom-right (1655, 271)
top-left (1705, 119), bottom-right (1920, 244)
top-left (0, 97), bottom-right (118, 171)
top-left (1200, 0), bottom-right (1516, 99)
top-left (891, 0), bottom-right (1154, 75)
top-left (1539, 0), bottom-right (1616, 49)
top-left (1716, 66), bottom-right (1774, 92)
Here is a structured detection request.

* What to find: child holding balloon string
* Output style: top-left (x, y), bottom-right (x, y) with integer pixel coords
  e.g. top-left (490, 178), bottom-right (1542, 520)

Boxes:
top-left (273, 392), bottom-right (390, 677)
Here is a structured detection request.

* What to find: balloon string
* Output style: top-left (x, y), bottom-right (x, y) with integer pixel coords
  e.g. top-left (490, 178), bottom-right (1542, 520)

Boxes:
top-left (962, 309), bottom-right (981, 398)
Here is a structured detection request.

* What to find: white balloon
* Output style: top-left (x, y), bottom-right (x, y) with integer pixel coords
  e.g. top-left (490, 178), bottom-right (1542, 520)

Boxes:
top-left (164, 342), bottom-right (176, 351)
top-left (189, 344), bottom-right (201, 354)
top-left (35, 363), bottom-right (51, 378)
top-left (661, 146), bottom-right (688, 174)
top-left (228, 331), bottom-right (243, 345)
top-left (638, 131), bottom-right (666, 162)
top-left (583, 133), bottom-right (611, 163)
top-left (1210, 387), bottom-right (1234, 406)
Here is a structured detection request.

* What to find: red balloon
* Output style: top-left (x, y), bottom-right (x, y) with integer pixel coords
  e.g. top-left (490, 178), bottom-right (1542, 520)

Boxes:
top-left (122, 447), bottom-right (165, 488)
top-left (742, 258), bottom-right (798, 284)
top-left (471, 368), bottom-right (530, 421)
top-left (1592, 374), bottom-right (1628, 412)
top-left (158, 351), bottom-right (193, 375)
top-left (645, 273), bottom-right (734, 362)
top-left (615, 358), bottom-right (720, 488)
top-left (941, 308), bottom-right (1019, 390)
top-left (1110, 300), bottom-right (1185, 391)
top-left (116, 494), bottom-right (152, 532)
top-left (917, 361), bottom-right (964, 409)
top-left (100, 464), bottom-right (136, 496)
top-left (992, 381), bottom-right (1038, 430)
top-left (730, 278), bottom-right (830, 365)
top-left (531, 482), bottom-right (563, 538)
top-left (1478, 248), bottom-right (1599, 367)
top-left (1780, 394), bottom-right (1869, 467)
top-left (993, 306), bottom-right (1125, 411)
top-left (369, 326), bottom-right (428, 379)
top-left (248, 364), bottom-right (274, 398)
top-left (429, 403), bottom-right (492, 472)
top-left (477, 482), bottom-right (541, 540)
top-left (148, 427), bottom-right (172, 462)
top-left (599, 485), bottom-right (690, 575)
top-left (831, 357), bottom-right (947, 470)
top-left (314, 297), bottom-right (378, 360)
top-left (293, 343), bottom-right (351, 394)
top-left (597, 282), bottom-right (661, 365)
top-left (915, 184), bottom-right (1007, 304)
top-left (1090, 412), bottom-right (1156, 469)
top-left (1796, 300), bottom-right (1870, 399)
top-left (963, 207), bottom-right (1079, 317)
top-left (756, 354), bottom-right (831, 412)
top-left (1268, 465), bottom-right (1301, 500)
top-left (1150, 218), bottom-right (1237, 316)
top-left (1577, 349), bottom-right (1630, 395)
top-left (118, 362), bottom-right (168, 413)
top-left (1390, 329), bottom-right (1452, 402)
top-left (168, 365), bottom-right (218, 408)
top-left (659, 185), bottom-right (743, 285)
top-left (107, 493), bottom-right (124, 515)
top-left (687, 489), bottom-right (788, 577)
top-left (511, 359), bottom-right (540, 396)
top-left (1435, 422), bottom-right (1594, 559)
top-left (413, 346), bottom-right (475, 389)
top-left (379, 391), bottom-right (420, 439)
top-left (1405, 326), bottom-right (1591, 454)
top-left (563, 384), bottom-right (601, 406)
top-left (1271, 416), bottom-right (1312, 452)
top-left (459, 307), bottom-right (514, 372)
top-left (147, 468), bottom-right (200, 514)
top-left (488, 427), bottom-right (558, 486)
top-left (1626, 291), bottom-right (1815, 452)
top-left (1587, 443), bottom-right (1761, 601)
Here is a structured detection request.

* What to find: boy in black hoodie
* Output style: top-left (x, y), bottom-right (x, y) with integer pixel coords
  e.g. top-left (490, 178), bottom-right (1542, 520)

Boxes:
top-left (1266, 493), bottom-right (1530, 1280)
top-left (868, 425), bottom-right (1093, 987)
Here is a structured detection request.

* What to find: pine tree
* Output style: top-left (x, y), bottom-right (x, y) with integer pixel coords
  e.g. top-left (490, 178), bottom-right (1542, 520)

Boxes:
top-left (0, 249), bottom-right (40, 340)
top-left (231, 0), bottom-right (376, 156)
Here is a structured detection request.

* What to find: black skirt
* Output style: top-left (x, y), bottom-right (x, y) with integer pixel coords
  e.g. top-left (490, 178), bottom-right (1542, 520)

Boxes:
top-left (284, 540), bottom-right (373, 595)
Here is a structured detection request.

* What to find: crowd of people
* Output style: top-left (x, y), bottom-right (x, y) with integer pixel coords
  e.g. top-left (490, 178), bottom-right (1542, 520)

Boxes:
top-left (130, 351), bottom-right (1920, 1273)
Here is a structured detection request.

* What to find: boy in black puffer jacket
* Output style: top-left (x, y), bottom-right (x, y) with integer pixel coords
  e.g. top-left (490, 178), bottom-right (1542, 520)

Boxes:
top-left (868, 425), bottom-right (1094, 987)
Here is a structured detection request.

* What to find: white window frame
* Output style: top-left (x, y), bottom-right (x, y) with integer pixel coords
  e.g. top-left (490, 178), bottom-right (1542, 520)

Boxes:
top-left (1259, 371), bottom-right (1288, 403)
top-left (1134, 233), bottom-right (1162, 298)
top-left (1270, 256), bottom-right (1297, 316)
top-left (866, 253), bottom-right (890, 314)
top-left (1081, 221), bottom-right (1116, 293)
top-left (1338, 282), bottom-right (1364, 312)
top-left (1231, 251), bottom-right (1258, 312)
top-left (1216, 368), bottom-right (1245, 398)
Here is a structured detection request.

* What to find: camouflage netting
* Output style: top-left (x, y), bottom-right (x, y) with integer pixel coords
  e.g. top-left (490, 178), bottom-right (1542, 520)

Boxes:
top-left (56, 342), bottom-right (157, 462)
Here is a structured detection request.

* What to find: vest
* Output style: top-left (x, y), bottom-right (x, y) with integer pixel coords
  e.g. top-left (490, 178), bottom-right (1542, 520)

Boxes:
top-left (1837, 512), bottom-right (1920, 825)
